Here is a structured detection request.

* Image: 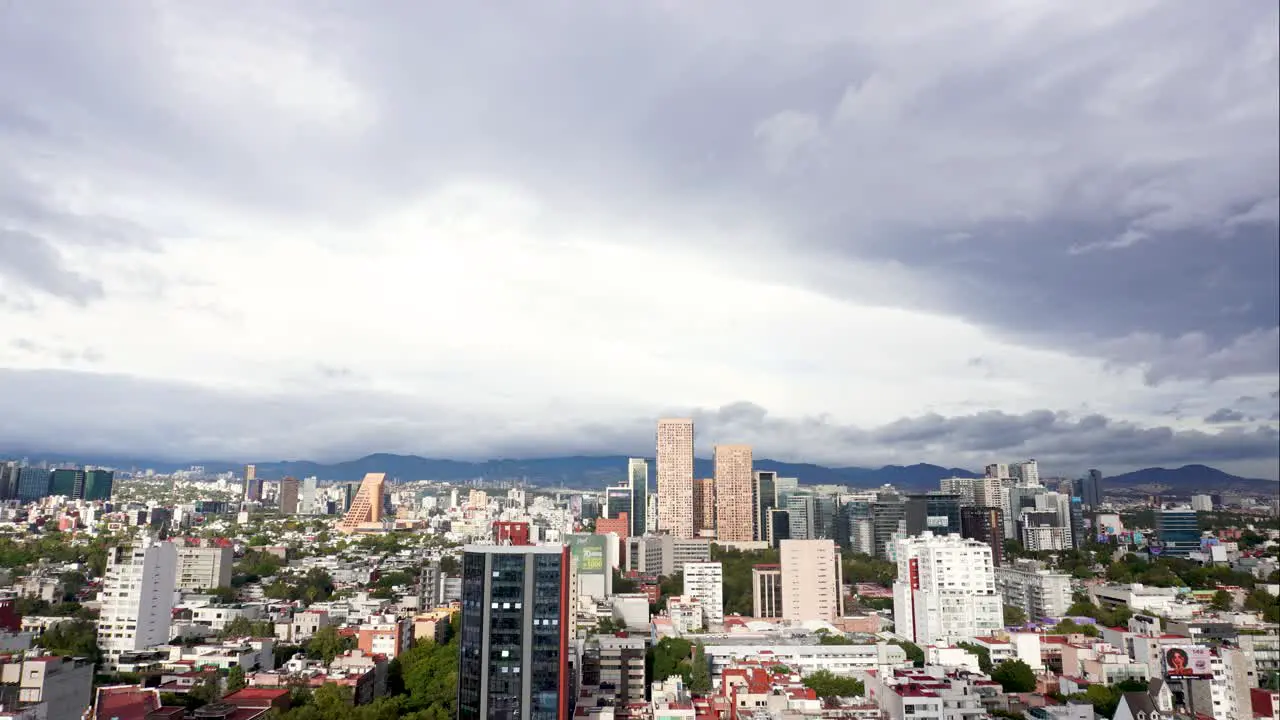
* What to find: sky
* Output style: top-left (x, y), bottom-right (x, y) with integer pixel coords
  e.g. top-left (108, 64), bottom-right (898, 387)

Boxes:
top-left (0, 1), bottom-right (1277, 479)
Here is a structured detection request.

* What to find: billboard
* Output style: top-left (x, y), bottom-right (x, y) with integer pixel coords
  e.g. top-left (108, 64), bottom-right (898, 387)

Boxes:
top-left (1163, 645), bottom-right (1212, 678)
top-left (565, 534), bottom-right (607, 576)
top-left (926, 515), bottom-right (950, 528)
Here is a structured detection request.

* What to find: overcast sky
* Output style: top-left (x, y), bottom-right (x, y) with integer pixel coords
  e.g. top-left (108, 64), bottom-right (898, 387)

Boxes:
top-left (1, 2), bottom-right (1277, 478)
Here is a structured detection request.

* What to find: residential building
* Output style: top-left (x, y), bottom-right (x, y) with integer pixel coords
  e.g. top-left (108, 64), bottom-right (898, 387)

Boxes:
top-left (0, 656), bottom-right (94, 720)
top-left (337, 473), bottom-right (386, 534)
top-left (1190, 495), bottom-right (1214, 513)
top-left (175, 545), bottom-right (234, 591)
top-left (691, 478), bottom-right (716, 536)
top-left (98, 535), bottom-right (178, 667)
top-left (751, 565), bottom-right (782, 619)
top-left (357, 616), bottom-right (411, 659)
top-left (713, 445), bottom-right (754, 542)
top-left (996, 559), bottom-right (1072, 620)
top-left (1010, 459), bottom-right (1040, 486)
top-left (581, 634), bottom-right (646, 712)
top-left (780, 539), bottom-right (843, 623)
top-left (1020, 510), bottom-right (1069, 552)
top-left (278, 477), bottom-right (299, 514)
top-left (683, 562), bottom-right (724, 628)
top-left (458, 544), bottom-right (569, 720)
top-left (656, 418), bottom-right (696, 539)
top-left (893, 532), bottom-right (1001, 645)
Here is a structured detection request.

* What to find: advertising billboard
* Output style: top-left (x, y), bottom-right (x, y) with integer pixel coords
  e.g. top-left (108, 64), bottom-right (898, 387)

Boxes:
top-left (926, 515), bottom-right (950, 528)
top-left (565, 534), bottom-right (607, 576)
top-left (1163, 645), bottom-right (1212, 678)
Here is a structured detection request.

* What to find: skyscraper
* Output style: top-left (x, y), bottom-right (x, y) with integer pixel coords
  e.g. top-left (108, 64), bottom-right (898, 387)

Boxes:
top-left (83, 469), bottom-right (114, 501)
top-left (1073, 470), bottom-right (1104, 509)
top-left (692, 478), bottom-right (716, 536)
top-left (605, 485), bottom-right (631, 520)
top-left (49, 469), bottom-right (84, 498)
top-left (458, 544), bottom-right (569, 720)
top-left (279, 477), bottom-right (300, 514)
top-left (1155, 506), bottom-right (1200, 558)
top-left (1009, 459), bottom-right (1040, 486)
top-left (656, 419), bottom-right (695, 539)
top-left (337, 472), bottom-right (386, 534)
top-left (780, 539), bottom-right (843, 623)
top-left (15, 467), bottom-right (50, 502)
top-left (243, 464), bottom-right (262, 503)
top-left (786, 493), bottom-right (814, 540)
top-left (753, 470), bottom-right (777, 542)
top-left (713, 444), bottom-right (753, 542)
top-left (627, 458), bottom-right (648, 537)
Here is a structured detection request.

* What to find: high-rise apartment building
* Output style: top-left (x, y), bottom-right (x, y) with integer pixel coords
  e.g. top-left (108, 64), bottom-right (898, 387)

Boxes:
top-left (1019, 510), bottom-right (1069, 552)
top-left (683, 562), bottom-right (724, 628)
top-left (278, 477), bottom-right (300, 514)
top-left (713, 445), bottom-right (753, 542)
top-left (753, 470), bottom-right (777, 542)
top-left (656, 419), bottom-right (695, 539)
top-left (995, 559), bottom-right (1072, 620)
top-left (691, 477), bottom-right (716, 537)
top-left (627, 458), bottom-right (648, 537)
top-left (780, 539), bottom-right (843, 623)
top-left (300, 476), bottom-right (318, 515)
top-left (458, 544), bottom-right (569, 720)
top-left (98, 535), bottom-right (177, 667)
top-left (893, 532), bottom-right (1001, 645)
top-left (337, 472), bottom-right (387, 534)
top-left (960, 506), bottom-right (1005, 566)
top-left (984, 464), bottom-right (1010, 480)
top-left (175, 544), bottom-right (234, 591)
top-left (1009, 459), bottom-right (1040, 486)
top-left (751, 564), bottom-right (782, 619)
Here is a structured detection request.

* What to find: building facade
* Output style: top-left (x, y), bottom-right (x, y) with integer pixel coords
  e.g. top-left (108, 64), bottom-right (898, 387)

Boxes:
top-left (780, 539), bottom-right (843, 623)
top-left (457, 544), bottom-right (569, 720)
top-left (751, 565), bottom-right (783, 619)
top-left (893, 532), bottom-right (1001, 646)
top-left (175, 545), bottom-right (234, 591)
top-left (713, 445), bottom-right (754, 542)
top-left (656, 419), bottom-right (695, 539)
top-left (692, 477), bottom-right (716, 537)
top-left (627, 458), bottom-right (648, 537)
top-left (98, 535), bottom-right (177, 667)
top-left (683, 562), bottom-right (725, 628)
top-left (995, 559), bottom-right (1072, 620)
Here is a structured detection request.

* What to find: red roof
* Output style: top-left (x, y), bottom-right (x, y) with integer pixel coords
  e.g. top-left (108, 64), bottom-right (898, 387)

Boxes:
top-left (93, 686), bottom-right (160, 720)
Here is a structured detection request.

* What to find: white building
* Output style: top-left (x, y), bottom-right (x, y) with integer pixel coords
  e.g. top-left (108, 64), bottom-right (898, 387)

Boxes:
top-left (893, 533), bottom-right (1002, 646)
top-left (175, 545), bottom-right (233, 591)
top-left (1191, 494), bottom-right (1214, 512)
top-left (995, 559), bottom-right (1073, 620)
top-left (98, 534), bottom-right (178, 668)
top-left (683, 562), bottom-right (724, 628)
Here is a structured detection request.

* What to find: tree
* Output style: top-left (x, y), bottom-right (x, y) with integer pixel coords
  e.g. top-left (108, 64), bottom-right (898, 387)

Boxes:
top-left (306, 626), bottom-right (355, 664)
top-left (227, 666), bottom-right (247, 694)
top-left (689, 643), bottom-right (711, 693)
top-left (1003, 605), bottom-right (1028, 626)
top-left (36, 619), bottom-right (101, 665)
top-left (991, 659), bottom-right (1037, 693)
top-left (220, 616), bottom-right (276, 639)
top-left (1210, 589), bottom-right (1234, 611)
top-left (648, 637), bottom-right (694, 685)
top-left (802, 670), bottom-right (865, 699)
top-left (889, 640), bottom-right (924, 667)
top-left (956, 642), bottom-right (993, 673)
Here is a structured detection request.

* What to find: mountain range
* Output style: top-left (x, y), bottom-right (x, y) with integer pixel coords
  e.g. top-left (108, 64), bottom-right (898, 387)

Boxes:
top-left (6, 451), bottom-right (1274, 494)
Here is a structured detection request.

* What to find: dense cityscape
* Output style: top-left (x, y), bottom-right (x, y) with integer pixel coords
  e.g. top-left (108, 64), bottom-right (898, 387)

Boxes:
top-left (0, 418), bottom-right (1275, 719)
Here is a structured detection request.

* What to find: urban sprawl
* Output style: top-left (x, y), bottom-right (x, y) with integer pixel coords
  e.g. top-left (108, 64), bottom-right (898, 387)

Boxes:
top-left (0, 418), bottom-right (1277, 720)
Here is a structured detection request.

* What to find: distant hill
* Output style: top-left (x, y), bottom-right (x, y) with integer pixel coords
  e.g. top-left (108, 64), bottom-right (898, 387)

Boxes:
top-left (2, 450), bottom-right (1271, 493)
top-left (1102, 464), bottom-right (1275, 495)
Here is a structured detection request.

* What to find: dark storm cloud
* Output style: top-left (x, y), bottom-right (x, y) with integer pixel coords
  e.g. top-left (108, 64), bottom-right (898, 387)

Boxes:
top-left (0, 2), bottom-right (1275, 381)
top-left (2, 371), bottom-right (1275, 479)
top-left (1204, 408), bottom-right (1246, 424)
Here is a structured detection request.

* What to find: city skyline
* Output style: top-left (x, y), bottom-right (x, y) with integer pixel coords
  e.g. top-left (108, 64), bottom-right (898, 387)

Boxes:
top-left (0, 3), bottom-right (1277, 480)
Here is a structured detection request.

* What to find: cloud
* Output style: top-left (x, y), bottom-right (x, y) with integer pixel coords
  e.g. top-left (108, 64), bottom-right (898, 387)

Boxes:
top-left (1205, 407), bottom-right (1246, 424)
top-left (0, 370), bottom-right (1275, 480)
top-left (0, 1), bottom-right (1276, 468)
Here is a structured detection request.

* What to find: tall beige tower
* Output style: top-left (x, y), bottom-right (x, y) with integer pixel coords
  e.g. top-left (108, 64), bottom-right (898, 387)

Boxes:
top-left (656, 418), bottom-right (695, 539)
top-left (337, 472), bottom-right (386, 534)
top-left (713, 444), bottom-right (754, 542)
top-left (780, 539), bottom-right (844, 623)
